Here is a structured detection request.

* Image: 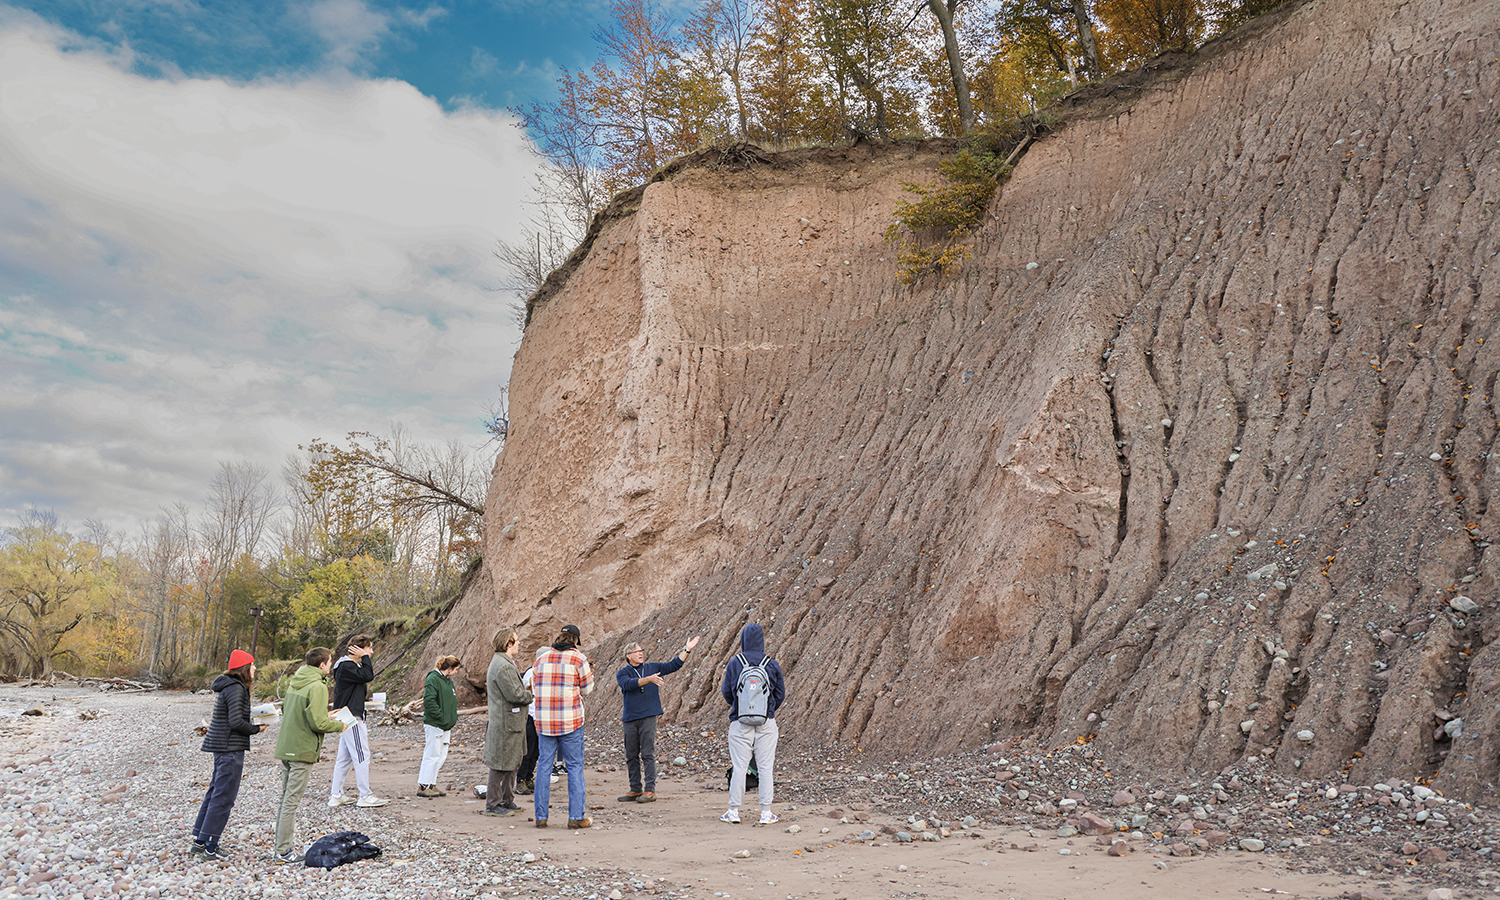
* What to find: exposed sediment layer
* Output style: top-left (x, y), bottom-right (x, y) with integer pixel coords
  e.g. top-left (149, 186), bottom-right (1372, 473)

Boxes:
top-left (419, 0), bottom-right (1500, 797)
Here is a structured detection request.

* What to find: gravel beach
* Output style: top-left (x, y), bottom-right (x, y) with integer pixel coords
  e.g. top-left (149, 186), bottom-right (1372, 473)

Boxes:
top-left (0, 685), bottom-right (646, 900)
top-left (4, 682), bottom-right (1498, 900)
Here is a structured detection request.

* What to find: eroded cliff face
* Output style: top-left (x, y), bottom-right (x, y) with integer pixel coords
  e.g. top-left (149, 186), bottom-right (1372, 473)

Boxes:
top-left (420, 0), bottom-right (1500, 795)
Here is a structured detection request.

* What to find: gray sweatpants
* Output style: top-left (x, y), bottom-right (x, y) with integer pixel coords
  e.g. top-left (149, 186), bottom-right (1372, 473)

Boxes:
top-left (727, 718), bottom-right (777, 812)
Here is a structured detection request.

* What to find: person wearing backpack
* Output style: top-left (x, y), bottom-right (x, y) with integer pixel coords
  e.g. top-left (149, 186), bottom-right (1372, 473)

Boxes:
top-left (719, 622), bottom-right (785, 825)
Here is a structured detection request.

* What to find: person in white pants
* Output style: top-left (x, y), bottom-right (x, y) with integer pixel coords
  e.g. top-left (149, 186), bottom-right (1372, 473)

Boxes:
top-left (417, 655), bottom-right (460, 796)
top-left (727, 718), bottom-right (779, 817)
top-left (719, 623), bottom-right (785, 826)
top-left (328, 635), bottom-right (388, 808)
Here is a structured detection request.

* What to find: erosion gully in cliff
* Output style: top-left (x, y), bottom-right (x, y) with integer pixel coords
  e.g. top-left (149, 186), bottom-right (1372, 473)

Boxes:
top-left (418, 0), bottom-right (1500, 800)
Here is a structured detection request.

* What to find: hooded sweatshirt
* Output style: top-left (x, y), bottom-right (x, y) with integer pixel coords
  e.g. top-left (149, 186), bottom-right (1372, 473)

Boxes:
top-left (423, 668), bottom-right (458, 731)
top-left (720, 623), bottom-right (785, 721)
top-left (331, 652), bottom-right (374, 719)
top-left (274, 664), bottom-right (345, 763)
top-left (201, 673), bottom-right (258, 754)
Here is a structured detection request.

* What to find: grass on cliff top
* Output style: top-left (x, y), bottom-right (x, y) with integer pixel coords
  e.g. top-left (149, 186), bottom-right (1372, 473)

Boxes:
top-left (883, 119), bottom-right (1049, 283)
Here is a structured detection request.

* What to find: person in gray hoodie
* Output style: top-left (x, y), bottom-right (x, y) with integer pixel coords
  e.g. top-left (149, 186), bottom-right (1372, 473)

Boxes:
top-left (191, 649), bottom-right (264, 860)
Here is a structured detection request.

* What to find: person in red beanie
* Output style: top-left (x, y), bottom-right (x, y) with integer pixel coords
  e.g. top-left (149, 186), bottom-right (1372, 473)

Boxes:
top-left (192, 649), bottom-right (264, 859)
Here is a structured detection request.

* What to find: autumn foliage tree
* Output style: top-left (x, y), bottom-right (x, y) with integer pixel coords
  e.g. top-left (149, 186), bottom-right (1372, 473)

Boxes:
top-left (504, 0), bottom-right (1281, 301)
top-left (1097, 0), bottom-right (1207, 68)
top-left (0, 513), bottom-right (116, 679)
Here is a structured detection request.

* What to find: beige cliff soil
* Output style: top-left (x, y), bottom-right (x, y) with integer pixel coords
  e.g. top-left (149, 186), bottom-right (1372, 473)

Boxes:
top-left (414, 0), bottom-right (1500, 811)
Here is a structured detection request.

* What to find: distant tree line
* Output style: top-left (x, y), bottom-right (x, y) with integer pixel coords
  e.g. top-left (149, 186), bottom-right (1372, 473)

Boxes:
top-left (0, 421), bottom-right (499, 683)
top-left (498, 0), bottom-right (1290, 297)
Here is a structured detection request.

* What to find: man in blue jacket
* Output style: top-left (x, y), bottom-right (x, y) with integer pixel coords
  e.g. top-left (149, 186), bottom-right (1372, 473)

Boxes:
top-left (720, 623), bottom-right (785, 826)
top-left (615, 634), bottom-right (700, 802)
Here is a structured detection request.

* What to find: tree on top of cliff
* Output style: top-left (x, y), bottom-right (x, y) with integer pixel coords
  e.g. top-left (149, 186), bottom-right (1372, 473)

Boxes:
top-left (1096, 0), bottom-right (1208, 69)
top-left (500, 0), bottom-right (1295, 301)
top-left (811, 0), bottom-right (925, 140)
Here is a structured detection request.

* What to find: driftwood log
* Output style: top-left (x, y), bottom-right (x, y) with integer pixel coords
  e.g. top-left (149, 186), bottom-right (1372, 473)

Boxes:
top-left (373, 700), bottom-right (487, 727)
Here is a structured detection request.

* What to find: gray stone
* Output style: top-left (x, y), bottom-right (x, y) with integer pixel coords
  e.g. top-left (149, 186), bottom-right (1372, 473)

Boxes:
top-left (1450, 596), bottom-right (1480, 614)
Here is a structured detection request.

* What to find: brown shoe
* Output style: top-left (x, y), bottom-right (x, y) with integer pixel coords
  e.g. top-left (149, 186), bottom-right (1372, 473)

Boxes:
top-left (566, 817), bottom-right (593, 829)
top-left (636, 792), bottom-right (656, 803)
top-left (617, 792), bottom-right (642, 802)
top-left (535, 819), bottom-right (547, 828)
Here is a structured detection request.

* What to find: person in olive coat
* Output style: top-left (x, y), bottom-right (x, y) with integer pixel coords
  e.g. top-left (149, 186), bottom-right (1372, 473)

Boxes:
top-left (271, 647), bottom-right (344, 864)
top-left (192, 649), bottom-right (264, 859)
top-left (481, 628), bottom-right (533, 816)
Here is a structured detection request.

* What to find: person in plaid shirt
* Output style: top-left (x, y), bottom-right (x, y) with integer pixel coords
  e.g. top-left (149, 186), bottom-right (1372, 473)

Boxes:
top-left (532, 624), bottom-right (595, 828)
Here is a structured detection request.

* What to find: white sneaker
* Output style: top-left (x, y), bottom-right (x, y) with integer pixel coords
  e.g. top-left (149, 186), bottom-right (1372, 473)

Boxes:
top-left (328, 795), bottom-right (354, 807)
top-left (549, 775), bottom-right (559, 784)
top-left (759, 811), bottom-right (779, 825)
top-left (355, 795), bottom-right (389, 808)
top-left (720, 809), bottom-right (740, 824)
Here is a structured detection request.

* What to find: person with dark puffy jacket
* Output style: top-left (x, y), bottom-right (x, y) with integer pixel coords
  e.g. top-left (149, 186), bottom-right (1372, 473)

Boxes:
top-left (192, 649), bottom-right (264, 860)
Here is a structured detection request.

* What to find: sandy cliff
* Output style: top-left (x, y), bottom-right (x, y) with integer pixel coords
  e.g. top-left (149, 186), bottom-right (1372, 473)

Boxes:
top-left (420, 0), bottom-right (1500, 796)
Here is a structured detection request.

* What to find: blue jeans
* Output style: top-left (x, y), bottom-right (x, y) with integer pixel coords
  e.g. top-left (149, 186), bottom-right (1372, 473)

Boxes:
top-left (192, 751), bottom-right (244, 849)
top-left (534, 727), bottom-right (585, 821)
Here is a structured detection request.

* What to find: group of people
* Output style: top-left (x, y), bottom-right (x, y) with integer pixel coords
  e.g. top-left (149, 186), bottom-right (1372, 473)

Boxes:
top-left (474, 621), bottom-right (785, 828)
top-left (190, 635), bottom-right (399, 865)
top-left (189, 621), bottom-right (785, 865)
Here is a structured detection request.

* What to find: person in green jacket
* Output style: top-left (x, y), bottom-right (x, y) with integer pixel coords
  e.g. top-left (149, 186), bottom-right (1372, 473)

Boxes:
top-left (271, 647), bottom-right (345, 864)
top-left (416, 655), bottom-right (461, 797)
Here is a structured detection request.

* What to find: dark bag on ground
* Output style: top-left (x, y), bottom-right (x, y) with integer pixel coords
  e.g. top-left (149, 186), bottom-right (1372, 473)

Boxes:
top-left (304, 830), bottom-right (382, 868)
top-left (725, 754), bottom-right (759, 791)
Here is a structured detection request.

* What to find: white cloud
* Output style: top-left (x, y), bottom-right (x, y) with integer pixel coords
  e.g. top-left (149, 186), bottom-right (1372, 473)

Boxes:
top-left (301, 0), bottom-right (392, 69)
top-left (0, 17), bottom-right (542, 530)
top-left (470, 46), bottom-right (499, 78)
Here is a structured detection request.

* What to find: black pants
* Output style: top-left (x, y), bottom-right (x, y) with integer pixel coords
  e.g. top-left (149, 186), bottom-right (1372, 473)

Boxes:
top-left (517, 715), bottom-right (539, 782)
top-left (623, 716), bottom-right (659, 792)
top-left (192, 751), bottom-right (244, 849)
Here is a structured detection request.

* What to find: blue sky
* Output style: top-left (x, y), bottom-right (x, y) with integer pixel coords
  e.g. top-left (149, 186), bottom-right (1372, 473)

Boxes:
top-left (10, 0), bottom-right (608, 110)
top-left (0, 0), bottom-right (620, 535)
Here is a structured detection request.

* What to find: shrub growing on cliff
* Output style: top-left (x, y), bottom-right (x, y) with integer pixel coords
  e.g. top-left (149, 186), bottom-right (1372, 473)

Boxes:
top-left (884, 147), bottom-right (1009, 282)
